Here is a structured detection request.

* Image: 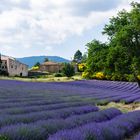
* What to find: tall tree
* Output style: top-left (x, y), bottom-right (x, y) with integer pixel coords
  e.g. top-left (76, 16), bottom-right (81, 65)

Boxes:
top-left (86, 40), bottom-right (109, 73)
top-left (103, 2), bottom-right (140, 85)
top-left (73, 50), bottom-right (82, 63)
top-left (44, 58), bottom-right (49, 62)
top-left (62, 63), bottom-right (75, 77)
top-left (81, 53), bottom-right (87, 63)
top-left (0, 53), bottom-right (2, 74)
top-left (34, 62), bottom-right (40, 67)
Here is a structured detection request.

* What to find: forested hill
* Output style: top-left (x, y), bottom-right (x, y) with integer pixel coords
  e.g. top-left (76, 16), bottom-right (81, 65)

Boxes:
top-left (17, 56), bottom-right (70, 68)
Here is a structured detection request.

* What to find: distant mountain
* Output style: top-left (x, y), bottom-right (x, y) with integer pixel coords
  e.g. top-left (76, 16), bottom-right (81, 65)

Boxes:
top-left (16, 56), bottom-right (70, 68)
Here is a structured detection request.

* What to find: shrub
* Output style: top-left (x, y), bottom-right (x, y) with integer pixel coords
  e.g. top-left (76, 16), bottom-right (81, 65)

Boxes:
top-left (95, 72), bottom-right (105, 80)
top-left (0, 71), bottom-right (9, 76)
top-left (78, 63), bottom-right (86, 72)
top-left (126, 74), bottom-right (135, 82)
top-left (62, 63), bottom-right (75, 77)
top-left (54, 73), bottom-right (64, 77)
top-left (30, 66), bottom-right (39, 71)
top-left (0, 135), bottom-right (8, 140)
top-left (110, 73), bottom-right (126, 81)
top-left (105, 75), bottom-right (112, 80)
top-left (82, 71), bottom-right (92, 79)
top-left (137, 75), bottom-right (140, 80)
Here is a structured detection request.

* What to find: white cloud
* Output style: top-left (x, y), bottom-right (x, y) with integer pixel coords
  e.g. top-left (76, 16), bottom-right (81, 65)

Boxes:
top-left (45, 46), bottom-right (53, 51)
top-left (0, 0), bottom-right (137, 58)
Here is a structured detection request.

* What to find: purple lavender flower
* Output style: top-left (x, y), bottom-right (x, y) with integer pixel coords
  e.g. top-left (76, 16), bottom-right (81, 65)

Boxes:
top-left (49, 110), bottom-right (140, 140)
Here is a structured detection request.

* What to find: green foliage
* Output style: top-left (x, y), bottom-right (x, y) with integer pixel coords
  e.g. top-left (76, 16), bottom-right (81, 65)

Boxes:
top-left (62, 63), bottom-right (75, 77)
top-left (84, 2), bottom-right (140, 82)
top-left (54, 73), bottom-right (64, 77)
top-left (73, 50), bottom-right (82, 63)
top-left (0, 135), bottom-right (9, 140)
top-left (44, 58), bottom-right (49, 62)
top-left (86, 40), bottom-right (109, 73)
top-left (0, 53), bottom-right (2, 68)
top-left (34, 62), bottom-right (40, 67)
top-left (82, 71), bottom-right (92, 79)
top-left (81, 53), bottom-right (87, 63)
top-left (96, 100), bottom-right (109, 106)
top-left (103, 2), bottom-right (140, 74)
top-left (126, 74), bottom-right (135, 82)
top-left (110, 73), bottom-right (125, 81)
top-left (106, 46), bottom-right (131, 74)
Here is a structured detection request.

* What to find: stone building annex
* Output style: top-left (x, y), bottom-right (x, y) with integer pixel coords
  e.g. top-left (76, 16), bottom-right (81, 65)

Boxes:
top-left (0, 55), bottom-right (28, 77)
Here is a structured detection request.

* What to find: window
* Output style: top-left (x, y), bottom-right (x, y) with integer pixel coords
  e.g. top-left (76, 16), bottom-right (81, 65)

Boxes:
top-left (11, 65), bottom-right (13, 69)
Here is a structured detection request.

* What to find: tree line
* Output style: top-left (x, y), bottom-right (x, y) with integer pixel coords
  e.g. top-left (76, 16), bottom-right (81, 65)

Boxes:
top-left (74, 2), bottom-right (140, 85)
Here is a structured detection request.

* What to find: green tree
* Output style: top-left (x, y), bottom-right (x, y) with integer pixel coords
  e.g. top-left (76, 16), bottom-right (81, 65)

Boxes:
top-left (86, 40), bottom-right (109, 73)
top-left (106, 46), bottom-right (131, 75)
top-left (62, 63), bottom-right (75, 77)
top-left (81, 53), bottom-right (87, 63)
top-left (73, 50), bottom-right (82, 63)
top-left (103, 2), bottom-right (140, 85)
top-left (84, 2), bottom-right (140, 84)
top-left (0, 53), bottom-right (2, 74)
top-left (34, 62), bottom-right (40, 67)
top-left (44, 58), bottom-right (49, 62)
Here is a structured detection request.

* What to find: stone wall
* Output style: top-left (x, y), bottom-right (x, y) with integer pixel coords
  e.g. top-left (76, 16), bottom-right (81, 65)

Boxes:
top-left (8, 59), bottom-right (28, 76)
top-left (39, 64), bottom-right (63, 73)
top-left (1, 55), bottom-right (28, 77)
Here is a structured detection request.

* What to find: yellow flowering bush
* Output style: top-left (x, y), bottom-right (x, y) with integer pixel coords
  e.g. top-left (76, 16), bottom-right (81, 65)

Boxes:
top-left (30, 66), bottom-right (39, 70)
top-left (137, 75), bottom-right (140, 80)
top-left (78, 63), bottom-right (86, 72)
top-left (95, 72), bottom-right (105, 80)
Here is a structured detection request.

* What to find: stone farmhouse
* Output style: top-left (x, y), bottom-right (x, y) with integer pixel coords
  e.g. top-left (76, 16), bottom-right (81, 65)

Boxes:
top-left (39, 61), bottom-right (63, 73)
top-left (0, 55), bottom-right (28, 76)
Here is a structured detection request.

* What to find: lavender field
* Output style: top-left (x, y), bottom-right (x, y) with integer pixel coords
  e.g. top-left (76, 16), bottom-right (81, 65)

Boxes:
top-left (0, 79), bottom-right (140, 140)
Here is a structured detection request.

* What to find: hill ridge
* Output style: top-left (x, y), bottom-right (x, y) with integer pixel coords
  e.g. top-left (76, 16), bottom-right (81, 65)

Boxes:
top-left (16, 56), bottom-right (70, 68)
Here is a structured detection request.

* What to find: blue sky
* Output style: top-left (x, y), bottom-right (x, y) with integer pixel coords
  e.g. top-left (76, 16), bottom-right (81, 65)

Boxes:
top-left (0, 0), bottom-right (139, 59)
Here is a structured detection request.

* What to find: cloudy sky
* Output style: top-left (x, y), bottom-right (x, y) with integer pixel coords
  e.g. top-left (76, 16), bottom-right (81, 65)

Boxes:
top-left (0, 0), bottom-right (139, 59)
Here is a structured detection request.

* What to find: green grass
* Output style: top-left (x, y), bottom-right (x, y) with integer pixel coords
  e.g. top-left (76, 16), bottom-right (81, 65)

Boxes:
top-left (0, 75), bottom-right (83, 82)
top-left (98, 102), bottom-right (140, 113)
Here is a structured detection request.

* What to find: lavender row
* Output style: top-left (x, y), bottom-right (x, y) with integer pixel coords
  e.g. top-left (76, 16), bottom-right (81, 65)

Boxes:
top-left (1, 80), bottom-right (140, 103)
top-left (0, 108), bottom-right (121, 140)
top-left (0, 105), bottom-right (98, 127)
top-left (49, 110), bottom-right (140, 140)
top-left (0, 99), bottom-right (75, 109)
top-left (0, 101), bottom-right (91, 115)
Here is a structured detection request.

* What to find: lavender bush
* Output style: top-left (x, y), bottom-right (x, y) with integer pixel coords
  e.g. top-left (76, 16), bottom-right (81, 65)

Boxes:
top-left (0, 79), bottom-right (140, 139)
top-left (49, 110), bottom-right (140, 140)
top-left (0, 108), bottom-right (121, 140)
